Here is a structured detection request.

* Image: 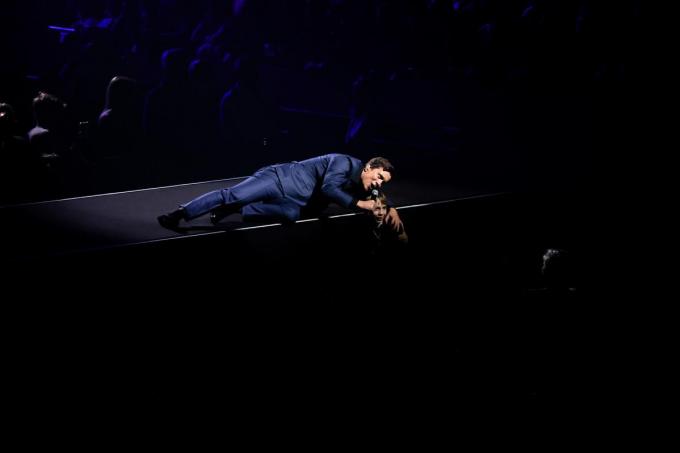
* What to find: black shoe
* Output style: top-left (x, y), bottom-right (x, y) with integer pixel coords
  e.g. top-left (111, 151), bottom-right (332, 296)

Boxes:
top-left (210, 206), bottom-right (233, 225)
top-left (158, 207), bottom-right (185, 230)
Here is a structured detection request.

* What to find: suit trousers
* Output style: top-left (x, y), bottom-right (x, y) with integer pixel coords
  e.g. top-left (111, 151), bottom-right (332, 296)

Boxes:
top-left (181, 167), bottom-right (302, 222)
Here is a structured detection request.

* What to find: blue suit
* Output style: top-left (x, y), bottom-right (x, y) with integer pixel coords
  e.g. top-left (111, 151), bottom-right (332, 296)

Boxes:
top-left (181, 154), bottom-right (367, 222)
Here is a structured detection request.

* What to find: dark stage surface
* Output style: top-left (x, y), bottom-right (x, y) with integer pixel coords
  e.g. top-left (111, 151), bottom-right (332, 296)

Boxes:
top-left (2, 175), bottom-right (498, 261)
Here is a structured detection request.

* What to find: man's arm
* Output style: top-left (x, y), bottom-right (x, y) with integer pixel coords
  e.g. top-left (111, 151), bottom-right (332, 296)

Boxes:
top-left (320, 155), bottom-right (362, 209)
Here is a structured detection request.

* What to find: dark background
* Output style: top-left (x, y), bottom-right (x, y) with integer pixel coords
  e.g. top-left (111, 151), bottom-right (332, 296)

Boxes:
top-left (1, 0), bottom-right (649, 435)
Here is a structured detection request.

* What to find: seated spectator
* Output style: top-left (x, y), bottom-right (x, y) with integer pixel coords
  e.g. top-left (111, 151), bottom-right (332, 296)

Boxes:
top-left (28, 92), bottom-right (86, 198)
top-left (97, 76), bottom-right (143, 159)
top-left (1, 102), bottom-right (41, 203)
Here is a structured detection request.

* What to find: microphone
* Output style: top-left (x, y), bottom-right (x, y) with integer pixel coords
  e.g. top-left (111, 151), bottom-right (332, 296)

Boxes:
top-left (371, 189), bottom-right (379, 200)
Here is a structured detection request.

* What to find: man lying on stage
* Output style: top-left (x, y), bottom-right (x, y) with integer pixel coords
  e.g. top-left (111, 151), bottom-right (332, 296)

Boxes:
top-left (157, 153), bottom-right (403, 231)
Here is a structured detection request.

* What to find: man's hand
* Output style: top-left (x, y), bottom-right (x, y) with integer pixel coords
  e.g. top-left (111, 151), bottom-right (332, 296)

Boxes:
top-left (385, 207), bottom-right (403, 232)
top-left (356, 199), bottom-right (376, 211)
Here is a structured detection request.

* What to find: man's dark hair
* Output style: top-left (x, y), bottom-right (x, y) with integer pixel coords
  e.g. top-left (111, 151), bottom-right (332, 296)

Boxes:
top-left (32, 92), bottom-right (65, 124)
top-left (105, 76), bottom-right (137, 110)
top-left (367, 157), bottom-right (394, 175)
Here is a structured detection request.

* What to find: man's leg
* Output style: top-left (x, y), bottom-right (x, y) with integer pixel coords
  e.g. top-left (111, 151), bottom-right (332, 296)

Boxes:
top-left (158, 189), bottom-right (223, 230)
top-left (158, 167), bottom-right (284, 229)
top-left (183, 167), bottom-right (283, 220)
top-left (179, 190), bottom-right (225, 220)
top-left (242, 200), bottom-right (301, 224)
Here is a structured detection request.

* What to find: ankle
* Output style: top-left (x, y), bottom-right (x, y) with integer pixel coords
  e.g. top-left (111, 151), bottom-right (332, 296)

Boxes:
top-left (172, 207), bottom-right (186, 219)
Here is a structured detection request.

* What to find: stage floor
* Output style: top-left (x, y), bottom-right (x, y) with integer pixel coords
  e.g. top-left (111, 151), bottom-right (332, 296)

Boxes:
top-left (2, 176), bottom-right (498, 260)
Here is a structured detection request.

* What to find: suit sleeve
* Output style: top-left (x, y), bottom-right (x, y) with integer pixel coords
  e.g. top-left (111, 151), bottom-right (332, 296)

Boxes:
top-left (320, 155), bottom-right (357, 208)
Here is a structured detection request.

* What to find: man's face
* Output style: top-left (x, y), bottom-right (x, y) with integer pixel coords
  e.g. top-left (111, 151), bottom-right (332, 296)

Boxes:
top-left (372, 201), bottom-right (387, 223)
top-left (361, 166), bottom-right (392, 191)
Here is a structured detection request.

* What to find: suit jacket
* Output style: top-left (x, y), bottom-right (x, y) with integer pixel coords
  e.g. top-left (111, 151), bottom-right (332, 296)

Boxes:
top-left (272, 153), bottom-right (366, 210)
